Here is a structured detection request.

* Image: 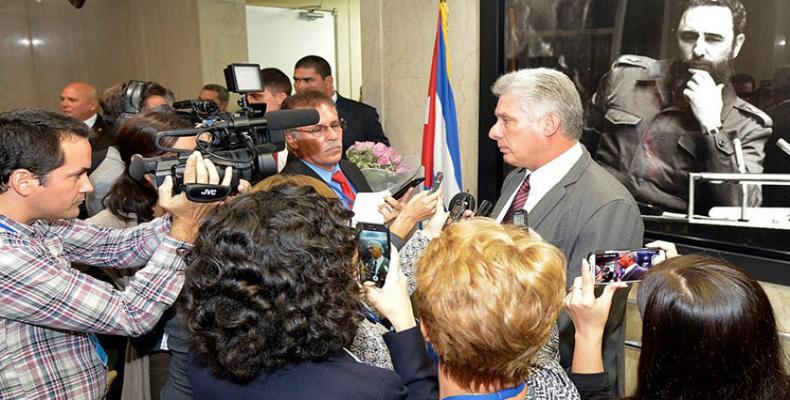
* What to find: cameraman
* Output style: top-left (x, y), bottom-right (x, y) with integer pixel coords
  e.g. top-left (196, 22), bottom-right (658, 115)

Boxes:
top-left (0, 109), bottom-right (231, 399)
top-left (85, 81), bottom-right (176, 216)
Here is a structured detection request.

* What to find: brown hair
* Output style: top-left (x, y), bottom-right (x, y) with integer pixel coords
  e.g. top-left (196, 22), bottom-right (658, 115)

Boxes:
top-left (252, 174), bottom-right (338, 199)
top-left (414, 218), bottom-right (566, 389)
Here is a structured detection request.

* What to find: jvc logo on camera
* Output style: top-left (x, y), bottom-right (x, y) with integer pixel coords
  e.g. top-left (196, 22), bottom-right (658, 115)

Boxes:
top-left (200, 188), bottom-right (217, 196)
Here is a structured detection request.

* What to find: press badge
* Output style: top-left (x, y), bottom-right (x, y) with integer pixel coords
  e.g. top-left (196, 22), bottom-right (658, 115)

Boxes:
top-left (88, 333), bottom-right (109, 367)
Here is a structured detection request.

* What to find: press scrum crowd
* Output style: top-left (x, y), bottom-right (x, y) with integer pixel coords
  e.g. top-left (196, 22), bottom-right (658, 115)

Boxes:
top-left (2, 1), bottom-right (789, 399)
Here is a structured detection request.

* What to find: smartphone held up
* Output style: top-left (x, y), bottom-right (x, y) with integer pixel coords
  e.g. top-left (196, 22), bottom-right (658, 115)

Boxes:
top-left (356, 223), bottom-right (391, 288)
top-left (588, 248), bottom-right (666, 284)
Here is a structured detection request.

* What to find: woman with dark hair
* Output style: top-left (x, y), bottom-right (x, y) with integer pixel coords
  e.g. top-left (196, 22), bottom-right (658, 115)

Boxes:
top-left (89, 111), bottom-right (195, 226)
top-left (86, 111), bottom-right (197, 400)
top-left (181, 184), bottom-right (437, 399)
top-left (567, 247), bottom-right (790, 400)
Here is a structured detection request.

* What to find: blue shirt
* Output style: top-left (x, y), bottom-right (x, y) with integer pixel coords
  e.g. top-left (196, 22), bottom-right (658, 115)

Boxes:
top-left (300, 160), bottom-right (358, 206)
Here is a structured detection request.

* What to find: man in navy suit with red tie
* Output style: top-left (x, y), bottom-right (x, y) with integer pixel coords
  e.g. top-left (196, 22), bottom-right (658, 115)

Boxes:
top-left (280, 91), bottom-right (372, 207)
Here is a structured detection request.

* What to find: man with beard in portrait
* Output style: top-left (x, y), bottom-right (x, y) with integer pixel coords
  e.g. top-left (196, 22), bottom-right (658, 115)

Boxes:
top-left (590, 0), bottom-right (771, 214)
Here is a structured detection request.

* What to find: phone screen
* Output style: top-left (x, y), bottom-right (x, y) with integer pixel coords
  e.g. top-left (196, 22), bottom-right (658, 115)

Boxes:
top-left (589, 248), bottom-right (666, 284)
top-left (357, 224), bottom-right (391, 288)
top-left (429, 172), bottom-right (444, 194)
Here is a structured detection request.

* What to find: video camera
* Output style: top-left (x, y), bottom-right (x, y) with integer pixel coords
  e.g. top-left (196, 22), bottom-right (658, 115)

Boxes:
top-left (129, 63), bottom-right (319, 202)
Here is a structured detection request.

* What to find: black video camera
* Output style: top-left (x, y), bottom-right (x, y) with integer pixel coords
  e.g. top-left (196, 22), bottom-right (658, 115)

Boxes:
top-left (129, 63), bottom-right (319, 202)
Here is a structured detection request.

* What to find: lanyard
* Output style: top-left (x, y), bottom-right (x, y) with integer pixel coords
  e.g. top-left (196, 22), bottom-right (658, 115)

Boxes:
top-left (360, 306), bottom-right (392, 330)
top-left (443, 382), bottom-right (526, 400)
top-left (0, 221), bottom-right (16, 233)
top-left (0, 219), bottom-right (109, 367)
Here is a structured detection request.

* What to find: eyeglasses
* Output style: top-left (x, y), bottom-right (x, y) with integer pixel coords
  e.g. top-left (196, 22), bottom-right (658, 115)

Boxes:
top-left (294, 119), bottom-right (347, 137)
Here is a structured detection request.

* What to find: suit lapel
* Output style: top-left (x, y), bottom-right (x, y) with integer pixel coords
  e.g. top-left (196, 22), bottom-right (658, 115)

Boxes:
top-left (340, 160), bottom-right (372, 192)
top-left (529, 148), bottom-right (592, 228)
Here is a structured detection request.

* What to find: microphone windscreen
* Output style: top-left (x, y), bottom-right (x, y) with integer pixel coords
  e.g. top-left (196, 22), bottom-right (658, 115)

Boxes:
top-left (264, 109), bottom-right (320, 130)
top-left (449, 192), bottom-right (476, 212)
top-left (129, 158), bottom-right (149, 181)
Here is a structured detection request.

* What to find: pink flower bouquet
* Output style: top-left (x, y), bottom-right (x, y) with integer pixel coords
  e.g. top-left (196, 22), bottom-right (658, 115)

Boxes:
top-left (347, 141), bottom-right (421, 192)
top-left (346, 141), bottom-right (409, 173)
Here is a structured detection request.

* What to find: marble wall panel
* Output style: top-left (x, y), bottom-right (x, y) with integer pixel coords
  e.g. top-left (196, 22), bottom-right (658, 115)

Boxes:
top-left (0, 1), bottom-right (39, 112)
top-left (138, 0), bottom-right (203, 99)
top-left (0, 0), bottom-right (242, 112)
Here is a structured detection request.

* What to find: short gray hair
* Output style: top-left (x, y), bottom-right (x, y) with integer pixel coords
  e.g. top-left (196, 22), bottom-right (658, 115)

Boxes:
top-left (491, 68), bottom-right (583, 140)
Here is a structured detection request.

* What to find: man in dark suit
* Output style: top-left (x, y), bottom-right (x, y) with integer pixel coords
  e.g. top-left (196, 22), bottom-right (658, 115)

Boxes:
top-left (365, 241), bottom-right (389, 284)
top-left (293, 55), bottom-right (389, 152)
top-left (488, 68), bottom-right (644, 395)
top-left (60, 82), bottom-right (113, 155)
top-left (280, 90), bottom-right (372, 207)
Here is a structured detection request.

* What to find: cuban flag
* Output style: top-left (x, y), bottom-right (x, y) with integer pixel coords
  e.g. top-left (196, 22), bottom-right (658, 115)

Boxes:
top-left (422, 0), bottom-right (462, 201)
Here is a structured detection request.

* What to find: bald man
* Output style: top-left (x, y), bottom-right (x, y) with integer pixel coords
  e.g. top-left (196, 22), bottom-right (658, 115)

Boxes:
top-left (60, 82), bottom-right (113, 153)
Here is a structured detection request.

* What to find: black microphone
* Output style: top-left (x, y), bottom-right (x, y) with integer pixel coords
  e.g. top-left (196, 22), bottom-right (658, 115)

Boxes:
top-left (262, 109), bottom-right (320, 130)
top-left (444, 192), bottom-right (476, 228)
top-left (129, 158), bottom-right (155, 181)
top-left (206, 109), bottom-right (320, 131)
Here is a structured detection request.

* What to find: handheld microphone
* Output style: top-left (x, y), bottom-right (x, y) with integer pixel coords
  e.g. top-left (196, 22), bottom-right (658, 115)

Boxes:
top-left (444, 192), bottom-right (476, 228)
top-left (474, 200), bottom-right (493, 217)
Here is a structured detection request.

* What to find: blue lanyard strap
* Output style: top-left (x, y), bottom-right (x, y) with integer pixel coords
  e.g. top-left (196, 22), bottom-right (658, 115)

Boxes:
top-left (0, 221), bottom-right (16, 233)
top-left (443, 382), bottom-right (526, 400)
top-left (0, 218), bottom-right (109, 366)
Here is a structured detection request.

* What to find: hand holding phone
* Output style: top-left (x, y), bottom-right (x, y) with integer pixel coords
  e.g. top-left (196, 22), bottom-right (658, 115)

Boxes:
top-left (357, 223), bottom-right (391, 288)
top-left (588, 248), bottom-right (667, 284)
top-left (362, 246), bottom-right (416, 331)
top-left (429, 172), bottom-right (444, 194)
top-left (564, 260), bottom-right (626, 357)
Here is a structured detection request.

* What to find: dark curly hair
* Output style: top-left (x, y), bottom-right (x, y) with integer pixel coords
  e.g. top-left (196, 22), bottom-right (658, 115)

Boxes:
top-left (179, 183), bottom-right (361, 383)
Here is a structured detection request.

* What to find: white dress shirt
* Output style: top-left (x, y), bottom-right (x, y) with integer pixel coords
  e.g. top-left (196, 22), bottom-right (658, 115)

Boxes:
top-left (496, 142), bottom-right (583, 222)
top-left (83, 113), bottom-right (98, 128)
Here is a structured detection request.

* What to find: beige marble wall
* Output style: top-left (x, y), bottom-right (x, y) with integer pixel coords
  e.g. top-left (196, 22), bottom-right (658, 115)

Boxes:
top-left (0, 0), bottom-right (245, 113)
top-left (197, 0), bottom-right (249, 108)
top-left (360, 0), bottom-right (480, 195)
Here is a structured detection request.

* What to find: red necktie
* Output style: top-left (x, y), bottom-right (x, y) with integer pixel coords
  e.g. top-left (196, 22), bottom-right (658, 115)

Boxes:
top-left (331, 170), bottom-right (356, 206)
top-left (502, 175), bottom-right (530, 223)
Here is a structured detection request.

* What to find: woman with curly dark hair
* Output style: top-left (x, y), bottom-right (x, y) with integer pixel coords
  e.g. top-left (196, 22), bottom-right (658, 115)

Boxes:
top-left (180, 184), bottom-right (437, 399)
top-left (567, 246), bottom-right (790, 400)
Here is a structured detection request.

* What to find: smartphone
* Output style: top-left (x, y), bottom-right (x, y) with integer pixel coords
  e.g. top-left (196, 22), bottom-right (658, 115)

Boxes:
top-left (356, 223), bottom-right (391, 288)
top-left (588, 248), bottom-right (667, 284)
top-left (512, 209), bottom-right (528, 229)
top-left (429, 172), bottom-right (444, 194)
top-left (391, 177), bottom-right (426, 200)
